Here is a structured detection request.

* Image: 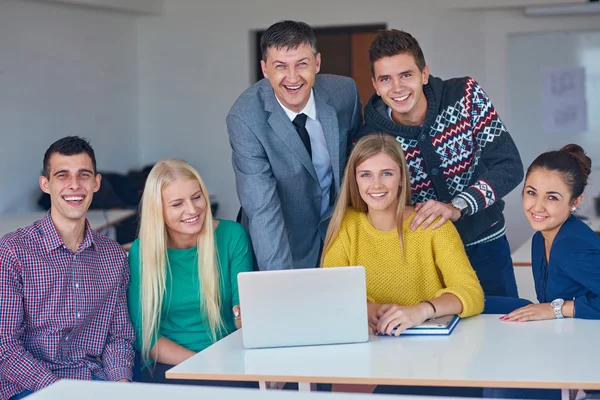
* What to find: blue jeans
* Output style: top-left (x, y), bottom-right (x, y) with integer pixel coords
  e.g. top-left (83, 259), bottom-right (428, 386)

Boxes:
top-left (466, 235), bottom-right (518, 298)
top-left (11, 375), bottom-right (104, 399)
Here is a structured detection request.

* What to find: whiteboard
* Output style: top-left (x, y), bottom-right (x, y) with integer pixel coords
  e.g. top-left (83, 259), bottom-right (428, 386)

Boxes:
top-left (508, 30), bottom-right (600, 170)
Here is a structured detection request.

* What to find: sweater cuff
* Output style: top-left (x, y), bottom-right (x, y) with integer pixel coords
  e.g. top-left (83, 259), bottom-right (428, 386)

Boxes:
top-left (457, 179), bottom-right (497, 215)
top-left (435, 288), bottom-right (484, 318)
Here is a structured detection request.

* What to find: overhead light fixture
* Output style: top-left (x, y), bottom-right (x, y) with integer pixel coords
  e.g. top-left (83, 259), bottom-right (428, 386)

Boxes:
top-left (525, 2), bottom-right (600, 17)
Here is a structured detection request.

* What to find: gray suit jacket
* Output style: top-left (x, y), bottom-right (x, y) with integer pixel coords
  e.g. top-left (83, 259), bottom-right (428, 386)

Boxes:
top-left (227, 74), bottom-right (362, 270)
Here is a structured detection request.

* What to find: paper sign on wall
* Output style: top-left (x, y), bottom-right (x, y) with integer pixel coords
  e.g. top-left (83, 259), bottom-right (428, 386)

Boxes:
top-left (540, 66), bottom-right (587, 134)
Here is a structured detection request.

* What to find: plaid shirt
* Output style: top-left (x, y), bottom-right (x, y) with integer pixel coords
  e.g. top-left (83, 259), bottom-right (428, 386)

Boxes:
top-left (0, 213), bottom-right (134, 399)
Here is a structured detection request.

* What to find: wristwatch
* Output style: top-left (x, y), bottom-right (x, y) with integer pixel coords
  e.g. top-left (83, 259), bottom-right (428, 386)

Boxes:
top-left (551, 298), bottom-right (565, 319)
top-left (451, 197), bottom-right (469, 219)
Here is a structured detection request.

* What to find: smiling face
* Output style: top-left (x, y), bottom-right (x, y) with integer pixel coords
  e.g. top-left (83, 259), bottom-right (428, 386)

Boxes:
top-left (39, 152), bottom-right (101, 226)
top-left (162, 177), bottom-right (207, 246)
top-left (523, 168), bottom-right (583, 237)
top-left (261, 43), bottom-right (321, 113)
top-left (356, 151), bottom-right (402, 214)
top-left (372, 53), bottom-right (430, 126)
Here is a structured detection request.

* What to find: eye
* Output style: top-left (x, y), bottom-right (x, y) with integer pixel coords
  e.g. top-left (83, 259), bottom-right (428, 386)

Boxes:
top-left (298, 62), bottom-right (307, 67)
top-left (359, 172), bottom-right (371, 178)
top-left (192, 195), bottom-right (202, 201)
top-left (382, 171), bottom-right (393, 177)
top-left (548, 195), bottom-right (558, 201)
top-left (379, 77), bottom-right (390, 83)
top-left (275, 64), bottom-right (285, 70)
top-left (525, 190), bottom-right (535, 196)
top-left (401, 73), bottom-right (412, 79)
top-left (172, 202), bottom-right (182, 208)
top-left (80, 173), bottom-right (91, 178)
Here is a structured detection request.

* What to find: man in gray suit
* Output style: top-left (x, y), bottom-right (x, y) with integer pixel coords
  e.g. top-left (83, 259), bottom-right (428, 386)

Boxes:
top-left (227, 20), bottom-right (362, 270)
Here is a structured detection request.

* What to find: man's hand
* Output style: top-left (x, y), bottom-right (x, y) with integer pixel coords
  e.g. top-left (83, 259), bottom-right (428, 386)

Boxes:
top-left (411, 200), bottom-right (461, 231)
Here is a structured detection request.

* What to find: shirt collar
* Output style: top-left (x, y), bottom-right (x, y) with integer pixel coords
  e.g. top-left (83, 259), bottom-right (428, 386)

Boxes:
top-left (276, 89), bottom-right (317, 122)
top-left (41, 211), bottom-right (95, 253)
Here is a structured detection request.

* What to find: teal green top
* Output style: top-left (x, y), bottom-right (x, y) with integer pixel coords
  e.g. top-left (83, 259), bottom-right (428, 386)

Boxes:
top-left (127, 220), bottom-right (253, 363)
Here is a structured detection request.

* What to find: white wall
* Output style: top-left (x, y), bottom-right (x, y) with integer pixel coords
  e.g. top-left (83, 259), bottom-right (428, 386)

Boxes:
top-left (32, 0), bottom-right (162, 15)
top-left (0, 0), bottom-right (138, 212)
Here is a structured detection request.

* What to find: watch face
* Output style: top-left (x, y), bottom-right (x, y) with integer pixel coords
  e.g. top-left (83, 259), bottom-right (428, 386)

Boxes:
top-left (452, 198), bottom-right (467, 209)
top-left (551, 298), bottom-right (564, 307)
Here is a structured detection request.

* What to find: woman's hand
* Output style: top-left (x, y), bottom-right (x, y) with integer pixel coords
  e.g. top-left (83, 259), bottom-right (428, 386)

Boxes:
top-left (500, 303), bottom-right (555, 322)
top-left (376, 303), bottom-right (432, 336)
top-left (233, 305), bottom-right (242, 329)
top-left (367, 302), bottom-right (384, 333)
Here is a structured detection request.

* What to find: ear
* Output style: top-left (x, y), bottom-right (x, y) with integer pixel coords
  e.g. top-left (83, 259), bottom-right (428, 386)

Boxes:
top-left (315, 53), bottom-right (321, 74)
top-left (422, 65), bottom-right (430, 85)
top-left (93, 173), bottom-right (102, 193)
top-left (260, 60), bottom-right (268, 79)
top-left (39, 176), bottom-right (50, 195)
top-left (371, 77), bottom-right (380, 96)
top-left (572, 194), bottom-right (584, 210)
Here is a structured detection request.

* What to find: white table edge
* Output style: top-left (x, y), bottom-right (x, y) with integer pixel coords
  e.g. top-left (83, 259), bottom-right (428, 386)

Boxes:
top-left (165, 368), bottom-right (600, 390)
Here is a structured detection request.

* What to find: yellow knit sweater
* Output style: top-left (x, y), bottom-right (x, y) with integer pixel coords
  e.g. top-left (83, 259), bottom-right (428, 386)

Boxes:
top-left (322, 208), bottom-right (484, 318)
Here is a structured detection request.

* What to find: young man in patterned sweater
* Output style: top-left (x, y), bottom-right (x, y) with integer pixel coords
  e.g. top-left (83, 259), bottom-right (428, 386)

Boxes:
top-left (357, 29), bottom-right (523, 297)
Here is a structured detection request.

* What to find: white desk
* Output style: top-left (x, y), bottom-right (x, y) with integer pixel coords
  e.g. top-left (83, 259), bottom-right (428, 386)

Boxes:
top-left (167, 315), bottom-right (600, 396)
top-left (511, 216), bottom-right (600, 266)
top-left (0, 209), bottom-right (135, 238)
top-left (28, 379), bottom-right (481, 400)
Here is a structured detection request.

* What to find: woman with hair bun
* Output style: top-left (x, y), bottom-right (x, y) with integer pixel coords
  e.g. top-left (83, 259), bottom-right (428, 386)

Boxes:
top-left (488, 145), bottom-right (600, 400)
top-left (502, 144), bottom-right (600, 322)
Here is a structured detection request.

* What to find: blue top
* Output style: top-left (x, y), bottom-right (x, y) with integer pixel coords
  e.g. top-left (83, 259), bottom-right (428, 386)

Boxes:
top-left (531, 215), bottom-right (600, 319)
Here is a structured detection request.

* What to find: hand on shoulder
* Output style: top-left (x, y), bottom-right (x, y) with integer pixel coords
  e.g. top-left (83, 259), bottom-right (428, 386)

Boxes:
top-left (411, 200), bottom-right (460, 231)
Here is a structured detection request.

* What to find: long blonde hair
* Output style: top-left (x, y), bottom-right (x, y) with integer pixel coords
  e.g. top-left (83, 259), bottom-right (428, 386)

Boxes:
top-left (322, 134), bottom-right (412, 263)
top-left (138, 159), bottom-right (223, 364)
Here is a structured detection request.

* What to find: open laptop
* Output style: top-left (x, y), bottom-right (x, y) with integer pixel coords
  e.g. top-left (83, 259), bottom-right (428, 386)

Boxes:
top-left (238, 266), bottom-right (369, 349)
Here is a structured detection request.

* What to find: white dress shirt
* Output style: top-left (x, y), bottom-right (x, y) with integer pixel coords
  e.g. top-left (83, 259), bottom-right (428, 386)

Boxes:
top-left (276, 90), bottom-right (333, 217)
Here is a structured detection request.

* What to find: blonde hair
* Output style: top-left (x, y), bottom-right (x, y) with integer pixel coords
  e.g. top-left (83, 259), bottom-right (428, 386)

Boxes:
top-left (137, 159), bottom-right (223, 364)
top-left (322, 134), bottom-right (412, 264)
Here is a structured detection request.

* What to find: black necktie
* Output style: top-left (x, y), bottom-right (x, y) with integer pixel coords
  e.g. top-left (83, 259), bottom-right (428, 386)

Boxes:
top-left (292, 113), bottom-right (312, 159)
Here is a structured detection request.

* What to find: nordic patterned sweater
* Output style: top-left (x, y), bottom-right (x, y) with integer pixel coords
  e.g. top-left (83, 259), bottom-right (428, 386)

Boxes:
top-left (357, 76), bottom-right (523, 246)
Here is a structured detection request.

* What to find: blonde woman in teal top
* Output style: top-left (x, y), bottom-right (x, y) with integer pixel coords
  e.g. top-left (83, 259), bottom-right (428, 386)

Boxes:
top-left (127, 159), bottom-right (255, 387)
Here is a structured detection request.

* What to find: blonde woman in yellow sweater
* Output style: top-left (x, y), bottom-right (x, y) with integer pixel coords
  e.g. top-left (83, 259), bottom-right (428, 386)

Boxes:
top-left (322, 133), bottom-right (484, 338)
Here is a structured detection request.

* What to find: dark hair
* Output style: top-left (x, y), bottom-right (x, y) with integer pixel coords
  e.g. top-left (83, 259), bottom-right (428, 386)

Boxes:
top-left (526, 144), bottom-right (592, 199)
top-left (260, 20), bottom-right (317, 61)
top-left (369, 29), bottom-right (426, 76)
top-left (43, 136), bottom-right (97, 178)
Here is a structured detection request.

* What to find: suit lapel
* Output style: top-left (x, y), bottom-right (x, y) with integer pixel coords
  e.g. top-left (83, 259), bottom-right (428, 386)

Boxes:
top-left (263, 85), bottom-right (318, 183)
top-left (314, 84), bottom-right (340, 190)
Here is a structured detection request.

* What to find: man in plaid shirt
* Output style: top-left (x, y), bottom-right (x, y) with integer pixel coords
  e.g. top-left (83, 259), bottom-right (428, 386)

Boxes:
top-left (0, 136), bottom-right (135, 399)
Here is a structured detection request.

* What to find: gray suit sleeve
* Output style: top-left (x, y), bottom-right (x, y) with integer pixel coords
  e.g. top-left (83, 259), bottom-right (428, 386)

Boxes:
top-left (347, 82), bottom-right (363, 157)
top-left (227, 114), bottom-right (294, 271)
